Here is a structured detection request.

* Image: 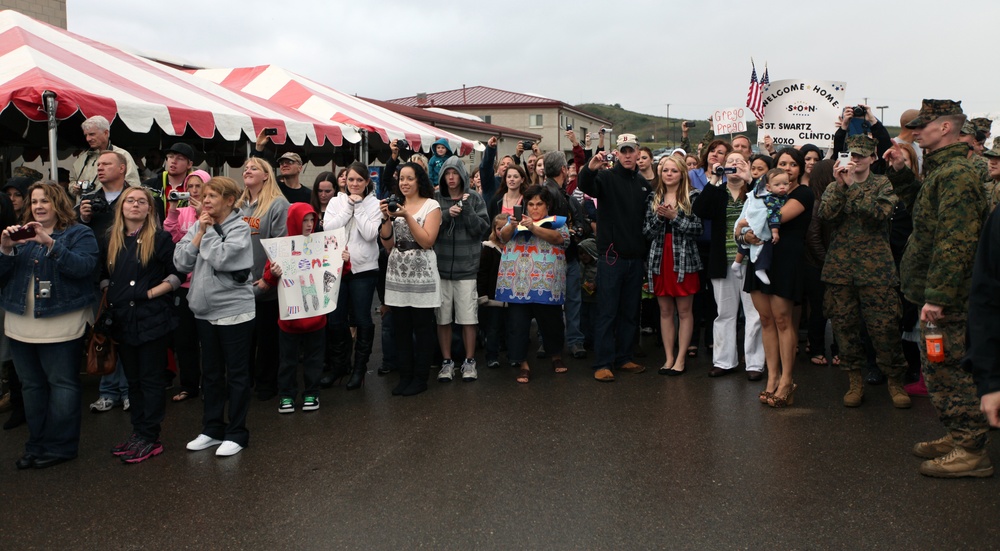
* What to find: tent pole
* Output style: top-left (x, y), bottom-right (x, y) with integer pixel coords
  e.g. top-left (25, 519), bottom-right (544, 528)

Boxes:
top-left (42, 90), bottom-right (58, 181)
top-left (361, 130), bottom-right (368, 165)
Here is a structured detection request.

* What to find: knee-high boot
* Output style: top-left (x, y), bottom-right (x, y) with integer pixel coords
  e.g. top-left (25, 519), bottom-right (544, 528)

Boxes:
top-left (346, 326), bottom-right (374, 391)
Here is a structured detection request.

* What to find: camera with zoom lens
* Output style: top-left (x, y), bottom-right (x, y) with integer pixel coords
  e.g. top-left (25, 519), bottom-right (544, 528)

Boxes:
top-left (521, 141), bottom-right (534, 150)
top-left (714, 166), bottom-right (738, 176)
top-left (386, 194), bottom-right (401, 213)
top-left (396, 139), bottom-right (409, 151)
top-left (82, 190), bottom-right (110, 215)
top-left (168, 191), bottom-right (190, 201)
top-left (852, 105), bottom-right (866, 118)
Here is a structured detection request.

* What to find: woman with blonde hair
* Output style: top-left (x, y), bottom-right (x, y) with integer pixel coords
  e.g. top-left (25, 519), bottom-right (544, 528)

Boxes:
top-left (104, 187), bottom-right (182, 463)
top-left (643, 156), bottom-right (703, 375)
top-left (239, 157), bottom-right (289, 401)
top-left (175, 176), bottom-right (256, 457)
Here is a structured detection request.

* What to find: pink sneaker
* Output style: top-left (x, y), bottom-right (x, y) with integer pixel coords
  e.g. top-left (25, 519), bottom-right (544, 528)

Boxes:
top-left (904, 374), bottom-right (928, 397)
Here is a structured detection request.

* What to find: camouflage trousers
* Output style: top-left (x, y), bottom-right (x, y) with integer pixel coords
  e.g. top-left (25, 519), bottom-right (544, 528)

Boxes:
top-left (824, 283), bottom-right (906, 378)
top-left (917, 313), bottom-right (989, 450)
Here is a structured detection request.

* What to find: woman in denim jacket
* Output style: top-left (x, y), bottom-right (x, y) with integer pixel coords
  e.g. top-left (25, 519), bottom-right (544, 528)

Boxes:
top-left (0, 183), bottom-right (99, 469)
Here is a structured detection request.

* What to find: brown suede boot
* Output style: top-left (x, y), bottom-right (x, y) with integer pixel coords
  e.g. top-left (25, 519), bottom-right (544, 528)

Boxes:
top-left (887, 376), bottom-right (912, 409)
top-left (843, 370), bottom-right (864, 407)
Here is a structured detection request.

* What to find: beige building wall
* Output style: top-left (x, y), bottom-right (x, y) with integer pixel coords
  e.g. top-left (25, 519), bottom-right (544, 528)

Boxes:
top-left (456, 107), bottom-right (610, 153)
top-left (1, 1), bottom-right (67, 28)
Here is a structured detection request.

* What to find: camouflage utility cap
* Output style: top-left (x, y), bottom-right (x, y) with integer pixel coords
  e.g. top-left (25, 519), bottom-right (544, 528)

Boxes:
top-left (983, 142), bottom-right (1000, 159)
top-left (847, 135), bottom-right (877, 157)
top-left (905, 99), bottom-right (964, 128)
top-left (961, 121), bottom-right (978, 136)
top-left (971, 117), bottom-right (993, 135)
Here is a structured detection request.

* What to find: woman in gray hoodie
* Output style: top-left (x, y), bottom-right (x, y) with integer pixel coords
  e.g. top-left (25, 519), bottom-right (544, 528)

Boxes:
top-left (174, 176), bottom-right (255, 458)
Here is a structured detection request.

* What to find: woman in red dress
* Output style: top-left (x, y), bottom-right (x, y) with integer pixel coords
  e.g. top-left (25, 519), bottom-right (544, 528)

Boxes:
top-left (643, 156), bottom-right (703, 375)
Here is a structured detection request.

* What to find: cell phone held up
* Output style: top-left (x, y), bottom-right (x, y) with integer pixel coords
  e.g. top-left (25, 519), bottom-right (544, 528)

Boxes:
top-left (513, 205), bottom-right (524, 222)
top-left (838, 152), bottom-right (850, 169)
top-left (8, 225), bottom-right (36, 241)
top-left (263, 128), bottom-right (278, 136)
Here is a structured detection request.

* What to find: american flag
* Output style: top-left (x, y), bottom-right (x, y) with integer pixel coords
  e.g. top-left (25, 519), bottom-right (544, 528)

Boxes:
top-left (746, 62), bottom-right (769, 121)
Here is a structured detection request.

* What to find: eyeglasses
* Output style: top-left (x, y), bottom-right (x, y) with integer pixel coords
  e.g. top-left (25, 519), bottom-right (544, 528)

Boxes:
top-left (124, 198), bottom-right (148, 206)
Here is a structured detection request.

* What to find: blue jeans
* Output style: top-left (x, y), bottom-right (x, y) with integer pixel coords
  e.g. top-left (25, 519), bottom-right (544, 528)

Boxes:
top-left (330, 270), bottom-right (376, 329)
top-left (11, 337), bottom-right (84, 458)
top-left (564, 259), bottom-right (584, 347)
top-left (98, 359), bottom-right (129, 401)
top-left (594, 256), bottom-right (644, 369)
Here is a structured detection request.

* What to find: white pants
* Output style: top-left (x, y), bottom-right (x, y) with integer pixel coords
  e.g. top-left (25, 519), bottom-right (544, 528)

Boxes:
top-left (711, 268), bottom-right (764, 371)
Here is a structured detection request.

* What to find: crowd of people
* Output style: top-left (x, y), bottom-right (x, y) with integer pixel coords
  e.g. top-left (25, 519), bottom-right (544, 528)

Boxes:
top-left (2, 101), bottom-right (1000, 479)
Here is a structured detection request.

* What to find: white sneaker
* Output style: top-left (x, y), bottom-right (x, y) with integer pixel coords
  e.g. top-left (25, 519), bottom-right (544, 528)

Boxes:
top-left (216, 440), bottom-right (243, 457)
top-left (461, 359), bottom-right (478, 381)
top-left (186, 434), bottom-right (222, 451)
top-left (122, 398), bottom-right (130, 411)
top-left (89, 397), bottom-right (115, 413)
top-left (437, 360), bottom-right (455, 382)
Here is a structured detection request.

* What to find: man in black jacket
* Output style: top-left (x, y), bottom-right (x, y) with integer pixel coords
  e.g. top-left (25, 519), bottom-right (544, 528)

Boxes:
top-left (577, 134), bottom-right (653, 381)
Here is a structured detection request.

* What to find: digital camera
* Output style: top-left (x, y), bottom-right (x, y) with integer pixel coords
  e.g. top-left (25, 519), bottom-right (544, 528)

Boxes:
top-left (168, 191), bottom-right (190, 201)
top-left (386, 194), bottom-right (401, 213)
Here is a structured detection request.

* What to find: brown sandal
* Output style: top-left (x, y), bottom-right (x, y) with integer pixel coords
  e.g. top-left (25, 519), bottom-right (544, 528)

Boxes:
top-left (516, 366), bottom-right (531, 384)
top-left (767, 384), bottom-right (797, 408)
top-left (552, 358), bottom-right (568, 374)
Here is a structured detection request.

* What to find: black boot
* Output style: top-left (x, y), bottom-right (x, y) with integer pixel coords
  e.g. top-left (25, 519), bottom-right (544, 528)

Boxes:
top-left (3, 367), bottom-right (25, 430)
top-left (346, 326), bottom-right (374, 391)
top-left (402, 362), bottom-right (429, 396)
top-left (325, 325), bottom-right (353, 387)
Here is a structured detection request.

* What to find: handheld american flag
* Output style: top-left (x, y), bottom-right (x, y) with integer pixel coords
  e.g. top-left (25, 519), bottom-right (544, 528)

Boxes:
top-left (746, 62), bottom-right (769, 121)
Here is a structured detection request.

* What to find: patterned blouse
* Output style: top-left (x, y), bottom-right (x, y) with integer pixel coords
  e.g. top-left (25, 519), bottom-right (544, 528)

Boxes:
top-left (384, 199), bottom-right (441, 309)
top-left (495, 224), bottom-right (570, 305)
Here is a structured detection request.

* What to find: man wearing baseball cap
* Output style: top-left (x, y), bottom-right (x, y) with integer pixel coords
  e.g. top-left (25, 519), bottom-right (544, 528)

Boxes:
top-left (276, 152), bottom-right (312, 205)
top-left (577, 133), bottom-right (653, 382)
top-left (885, 99), bottom-right (992, 477)
top-left (142, 142), bottom-right (195, 219)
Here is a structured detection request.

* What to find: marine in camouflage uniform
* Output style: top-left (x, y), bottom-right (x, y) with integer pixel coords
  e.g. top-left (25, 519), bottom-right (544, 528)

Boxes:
top-left (887, 99), bottom-right (992, 477)
top-left (981, 142), bottom-right (1000, 213)
top-left (971, 117), bottom-right (993, 141)
top-left (820, 135), bottom-right (909, 408)
top-left (961, 121), bottom-right (991, 183)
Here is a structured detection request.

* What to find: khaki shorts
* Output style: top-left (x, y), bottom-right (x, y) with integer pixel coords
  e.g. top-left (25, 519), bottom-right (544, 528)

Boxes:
top-left (436, 279), bottom-right (479, 325)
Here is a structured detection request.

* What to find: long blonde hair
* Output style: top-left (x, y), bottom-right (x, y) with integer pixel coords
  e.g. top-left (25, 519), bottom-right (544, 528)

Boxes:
top-left (107, 187), bottom-right (158, 272)
top-left (653, 156), bottom-right (693, 214)
top-left (239, 157), bottom-right (283, 218)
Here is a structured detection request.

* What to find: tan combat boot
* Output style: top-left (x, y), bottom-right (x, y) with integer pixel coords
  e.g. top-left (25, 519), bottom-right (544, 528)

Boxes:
top-left (913, 435), bottom-right (955, 458)
top-left (919, 446), bottom-right (994, 478)
top-left (843, 370), bottom-right (864, 407)
top-left (887, 377), bottom-right (912, 409)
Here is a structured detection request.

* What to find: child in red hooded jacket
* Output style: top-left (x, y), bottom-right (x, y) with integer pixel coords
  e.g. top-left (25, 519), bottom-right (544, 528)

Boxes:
top-left (263, 202), bottom-right (326, 413)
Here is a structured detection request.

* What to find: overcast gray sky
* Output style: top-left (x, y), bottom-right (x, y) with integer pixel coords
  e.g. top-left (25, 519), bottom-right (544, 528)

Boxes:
top-left (67, 0), bottom-right (1000, 127)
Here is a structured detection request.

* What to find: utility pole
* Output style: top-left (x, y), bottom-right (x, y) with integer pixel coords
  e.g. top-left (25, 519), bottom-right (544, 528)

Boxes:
top-left (666, 103), bottom-right (671, 146)
top-left (876, 105), bottom-right (888, 123)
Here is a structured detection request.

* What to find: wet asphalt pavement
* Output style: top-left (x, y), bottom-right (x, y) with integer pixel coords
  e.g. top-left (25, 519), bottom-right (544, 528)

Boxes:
top-left (2, 324), bottom-right (999, 550)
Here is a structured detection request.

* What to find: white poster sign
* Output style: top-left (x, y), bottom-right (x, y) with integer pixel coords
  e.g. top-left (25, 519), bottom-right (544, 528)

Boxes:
top-left (713, 107), bottom-right (748, 135)
top-left (261, 229), bottom-right (346, 320)
top-left (759, 79), bottom-right (846, 149)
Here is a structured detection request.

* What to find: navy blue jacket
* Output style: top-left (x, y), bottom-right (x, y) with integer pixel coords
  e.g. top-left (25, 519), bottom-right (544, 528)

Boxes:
top-left (0, 223), bottom-right (99, 318)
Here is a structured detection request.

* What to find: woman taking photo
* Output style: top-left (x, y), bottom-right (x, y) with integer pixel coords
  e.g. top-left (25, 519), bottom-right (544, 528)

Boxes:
top-left (693, 152), bottom-right (765, 379)
top-left (104, 187), bottom-right (182, 463)
top-left (324, 162), bottom-right (381, 391)
top-left (1, 183), bottom-right (99, 469)
top-left (643, 157), bottom-right (703, 375)
top-left (239, 157), bottom-right (289, 401)
top-left (487, 165), bottom-right (527, 223)
top-left (174, 176), bottom-right (255, 457)
top-left (163, 169), bottom-right (209, 403)
top-left (310, 171), bottom-right (338, 226)
top-left (741, 148), bottom-right (815, 407)
top-left (379, 163), bottom-right (441, 396)
top-left (496, 185), bottom-right (570, 383)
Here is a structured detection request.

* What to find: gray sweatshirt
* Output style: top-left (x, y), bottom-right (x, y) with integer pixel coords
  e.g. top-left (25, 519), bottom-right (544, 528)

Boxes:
top-left (434, 157), bottom-right (489, 280)
top-left (240, 195), bottom-right (289, 300)
top-left (173, 211), bottom-right (256, 321)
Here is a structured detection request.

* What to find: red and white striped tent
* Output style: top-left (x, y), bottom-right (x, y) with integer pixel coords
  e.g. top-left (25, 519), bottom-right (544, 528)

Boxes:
top-left (191, 65), bottom-right (475, 156)
top-left (0, 10), bottom-right (359, 150)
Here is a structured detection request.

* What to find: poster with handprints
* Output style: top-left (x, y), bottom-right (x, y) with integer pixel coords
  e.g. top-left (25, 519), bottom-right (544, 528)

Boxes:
top-left (261, 228), bottom-right (346, 321)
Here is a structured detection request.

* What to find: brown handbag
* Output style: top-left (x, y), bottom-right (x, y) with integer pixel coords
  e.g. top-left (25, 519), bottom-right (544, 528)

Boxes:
top-left (86, 288), bottom-right (116, 376)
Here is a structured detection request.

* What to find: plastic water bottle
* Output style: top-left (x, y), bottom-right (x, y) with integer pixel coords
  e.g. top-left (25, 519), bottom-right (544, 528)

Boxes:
top-left (925, 322), bottom-right (944, 363)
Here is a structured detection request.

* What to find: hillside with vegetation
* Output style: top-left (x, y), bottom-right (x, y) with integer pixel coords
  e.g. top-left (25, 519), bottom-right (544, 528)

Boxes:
top-left (575, 103), bottom-right (900, 152)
